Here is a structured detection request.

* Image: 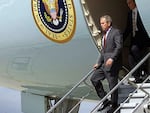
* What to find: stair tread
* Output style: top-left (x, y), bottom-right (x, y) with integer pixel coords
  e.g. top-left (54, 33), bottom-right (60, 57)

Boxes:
top-left (130, 92), bottom-right (146, 97)
top-left (121, 102), bottom-right (137, 108)
top-left (137, 83), bottom-right (150, 87)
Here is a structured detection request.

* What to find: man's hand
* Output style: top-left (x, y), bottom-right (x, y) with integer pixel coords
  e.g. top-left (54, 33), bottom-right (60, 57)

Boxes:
top-left (105, 58), bottom-right (113, 67)
top-left (93, 63), bottom-right (99, 70)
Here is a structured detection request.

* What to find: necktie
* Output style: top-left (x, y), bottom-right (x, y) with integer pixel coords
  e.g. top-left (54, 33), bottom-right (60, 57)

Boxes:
top-left (132, 11), bottom-right (136, 37)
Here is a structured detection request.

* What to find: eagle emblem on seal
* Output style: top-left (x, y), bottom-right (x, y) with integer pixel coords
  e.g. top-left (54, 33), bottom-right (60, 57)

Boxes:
top-left (42, 0), bottom-right (63, 26)
top-left (32, 0), bottom-right (76, 43)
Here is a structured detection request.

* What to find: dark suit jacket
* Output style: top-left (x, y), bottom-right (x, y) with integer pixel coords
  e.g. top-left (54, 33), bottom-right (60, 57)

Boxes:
top-left (123, 10), bottom-right (150, 47)
top-left (98, 27), bottom-right (123, 72)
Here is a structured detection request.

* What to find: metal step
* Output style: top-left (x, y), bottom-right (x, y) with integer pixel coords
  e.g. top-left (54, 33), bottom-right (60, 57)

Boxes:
top-left (119, 82), bottom-right (150, 113)
top-left (129, 92), bottom-right (146, 103)
top-left (118, 84), bottom-right (136, 103)
top-left (120, 103), bottom-right (137, 113)
top-left (137, 83), bottom-right (150, 88)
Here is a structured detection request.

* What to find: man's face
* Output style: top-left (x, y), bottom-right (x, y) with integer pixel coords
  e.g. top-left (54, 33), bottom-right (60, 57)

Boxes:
top-left (100, 18), bottom-right (110, 32)
top-left (127, 0), bottom-right (136, 10)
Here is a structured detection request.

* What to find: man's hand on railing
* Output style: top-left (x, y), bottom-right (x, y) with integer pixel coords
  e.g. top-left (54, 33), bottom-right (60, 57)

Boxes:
top-left (93, 63), bottom-right (99, 70)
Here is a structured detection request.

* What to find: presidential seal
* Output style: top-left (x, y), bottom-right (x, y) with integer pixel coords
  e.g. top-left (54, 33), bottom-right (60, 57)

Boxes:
top-left (32, 0), bottom-right (76, 43)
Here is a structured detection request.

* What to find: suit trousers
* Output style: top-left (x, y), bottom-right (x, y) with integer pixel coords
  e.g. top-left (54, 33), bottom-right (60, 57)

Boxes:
top-left (129, 45), bottom-right (142, 78)
top-left (91, 65), bottom-right (119, 105)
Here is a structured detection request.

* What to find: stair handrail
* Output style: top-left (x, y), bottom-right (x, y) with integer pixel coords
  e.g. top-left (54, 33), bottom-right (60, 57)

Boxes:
top-left (46, 69), bottom-right (94, 113)
top-left (91, 52), bottom-right (150, 113)
top-left (132, 95), bottom-right (149, 113)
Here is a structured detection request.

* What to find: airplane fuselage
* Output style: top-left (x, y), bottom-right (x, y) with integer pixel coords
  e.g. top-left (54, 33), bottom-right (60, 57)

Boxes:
top-left (0, 0), bottom-right (150, 100)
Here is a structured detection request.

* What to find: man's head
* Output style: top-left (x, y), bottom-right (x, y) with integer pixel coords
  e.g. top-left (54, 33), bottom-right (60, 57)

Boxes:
top-left (100, 15), bottom-right (112, 32)
top-left (127, 0), bottom-right (136, 10)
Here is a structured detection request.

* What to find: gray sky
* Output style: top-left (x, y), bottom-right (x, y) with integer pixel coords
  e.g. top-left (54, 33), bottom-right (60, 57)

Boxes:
top-left (0, 87), bottom-right (22, 113)
top-left (0, 87), bottom-right (98, 113)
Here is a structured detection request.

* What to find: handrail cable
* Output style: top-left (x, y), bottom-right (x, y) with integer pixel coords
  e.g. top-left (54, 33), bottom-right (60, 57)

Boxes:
top-left (131, 95), bottom-right (149, 113)
top-left (68, 90), bottom-right (93, 113)
top-left (128, 76), bottom-right (150, 96)
top-left (47, 69), bottom-right (94, 113)
top-left (91, 52), bottom-right (150, 113)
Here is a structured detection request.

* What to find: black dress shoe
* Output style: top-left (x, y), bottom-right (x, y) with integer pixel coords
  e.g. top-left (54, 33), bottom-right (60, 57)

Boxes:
top-left (97, 99), bottom-right (111, 111)
top-left (134, 78), bottom-right (143, 83)
top-left (141, 72), bottom-right (149, 81)
top-left (107, 104), bottom-right (118, 113)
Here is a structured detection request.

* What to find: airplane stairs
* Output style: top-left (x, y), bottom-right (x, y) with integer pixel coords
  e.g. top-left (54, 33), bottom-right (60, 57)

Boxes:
top-left (93, 79), bottom-right (150, 113)
top-left (118, 82), bottom-right (150, 113)
top-left (46, 52), bottom-right (150, 113)
top-left (91, 52), bottom-right (150, 113)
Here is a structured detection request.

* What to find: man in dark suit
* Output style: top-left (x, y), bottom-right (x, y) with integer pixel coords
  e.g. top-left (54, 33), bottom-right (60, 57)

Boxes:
top-left (124, 0), bottom-right (150, 83)
top-left (91, 15), bottom-right (123, 113)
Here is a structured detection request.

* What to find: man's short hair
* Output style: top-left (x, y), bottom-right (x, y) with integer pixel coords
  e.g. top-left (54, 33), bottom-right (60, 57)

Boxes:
top-left (100, 15), bottom-right (112, 24)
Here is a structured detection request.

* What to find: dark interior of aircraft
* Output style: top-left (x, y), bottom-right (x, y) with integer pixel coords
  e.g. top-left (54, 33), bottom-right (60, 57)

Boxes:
top-left (86, 0), bottom-right (129, 31)
top-left (85, 0), bottom-right (129, 68)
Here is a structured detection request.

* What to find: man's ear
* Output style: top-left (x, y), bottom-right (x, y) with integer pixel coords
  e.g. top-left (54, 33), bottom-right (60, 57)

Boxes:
top-left (108, 22), bottom-right (111, 27)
